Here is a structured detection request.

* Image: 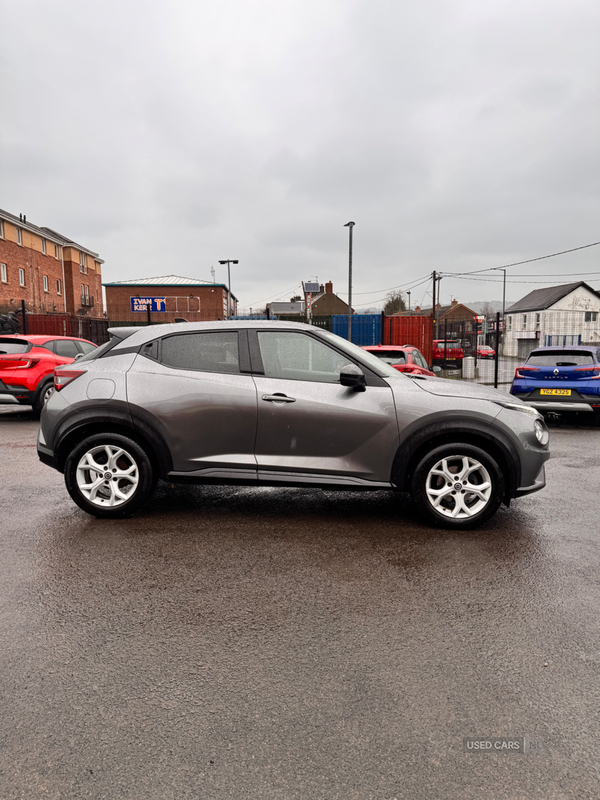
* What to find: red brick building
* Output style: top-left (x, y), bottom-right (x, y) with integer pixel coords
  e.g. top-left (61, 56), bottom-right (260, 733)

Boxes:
top-left (104, 275), bottom-right (239, 322)
top-left (0, 208), bottom-right (104, 317)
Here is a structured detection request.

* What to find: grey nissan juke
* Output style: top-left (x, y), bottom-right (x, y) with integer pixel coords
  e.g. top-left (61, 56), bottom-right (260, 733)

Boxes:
top-left (37, 321), bottom-right (550, 529)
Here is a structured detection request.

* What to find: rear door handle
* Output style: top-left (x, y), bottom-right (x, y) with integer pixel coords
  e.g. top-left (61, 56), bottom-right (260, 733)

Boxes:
top-left (262, 394), bottom-right (296, 403)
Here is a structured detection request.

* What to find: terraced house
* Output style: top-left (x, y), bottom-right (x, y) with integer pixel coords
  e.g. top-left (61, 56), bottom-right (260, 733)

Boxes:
top-left (0, 208), bottom-right (104, 317)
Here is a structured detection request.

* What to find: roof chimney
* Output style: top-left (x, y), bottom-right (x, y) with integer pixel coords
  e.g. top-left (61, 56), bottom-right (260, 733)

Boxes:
top-left (19, 213), bottom-right (22, 222)
top-left (319, 283), bottom-right (324, 293)
top-left (23, 215), bottom-right (26, 223)
top-left (325, 281), bottom-right (333, 293)
top-left (451, 298), bottom-right (458, 307)
top-left (415, 305), bottom-right (421, 313)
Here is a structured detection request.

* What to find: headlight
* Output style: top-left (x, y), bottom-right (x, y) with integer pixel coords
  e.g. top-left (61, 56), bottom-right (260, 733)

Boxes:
top-left (496, 400), bottom-right (540, 416)
top-left (534, 418), bottom-right (549, 446)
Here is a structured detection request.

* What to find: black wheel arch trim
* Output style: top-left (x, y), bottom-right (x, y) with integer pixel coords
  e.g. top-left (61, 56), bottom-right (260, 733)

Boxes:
top-left (391, 413), bottom-right (521, 500)
top-left (52, 406), bottom-right (173, 478)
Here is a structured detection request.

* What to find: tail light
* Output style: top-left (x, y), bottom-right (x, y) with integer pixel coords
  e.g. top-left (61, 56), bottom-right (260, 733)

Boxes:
top-left (574, 366), bottom-right (600, 379)
top-left (0, 355), bottom-right (39, 369)
top-left (54, 369), bottom-right (85, 391)
top-left (515, 366), bottom-right (540, 378)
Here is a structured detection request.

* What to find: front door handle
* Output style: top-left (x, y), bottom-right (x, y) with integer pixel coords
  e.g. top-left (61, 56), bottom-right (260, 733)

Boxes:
top-left (262, 394), bottom-right (296, 404)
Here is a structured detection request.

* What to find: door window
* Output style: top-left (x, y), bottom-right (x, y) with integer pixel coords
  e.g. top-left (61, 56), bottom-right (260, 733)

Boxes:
top-left (257, 331), bottom-right (352, 383)
top-left (54, 339), bottom-right (80, 358)
top-left (161, 332), bottom-right (240, 373)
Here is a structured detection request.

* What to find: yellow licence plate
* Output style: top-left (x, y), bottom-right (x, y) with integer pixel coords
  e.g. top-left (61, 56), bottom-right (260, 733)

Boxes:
top-left (540, 389), bottom-right (571, 396)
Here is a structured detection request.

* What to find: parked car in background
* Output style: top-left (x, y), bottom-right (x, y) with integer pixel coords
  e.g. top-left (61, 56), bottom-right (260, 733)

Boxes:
top-left (510, 345), bottom-right (600, 421)
top-left (477, 344), bottom-right (496, 359)
top-left (0, 334), bottom-right (97, 417)
top-left (38, 321), bottom-right (550, 529)
top-left (432, 340), bottom-right (465, 369)
top-left (361, 344), bottom-right (436, 376)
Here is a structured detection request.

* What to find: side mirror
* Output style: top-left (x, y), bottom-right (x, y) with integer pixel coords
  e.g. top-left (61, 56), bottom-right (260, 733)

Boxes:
top-left (433, 365), bottom-right (442, 373)
top-left (74, 353), bottom-right (84, 361)
top-left (340, 364), bottom-right (366, 391)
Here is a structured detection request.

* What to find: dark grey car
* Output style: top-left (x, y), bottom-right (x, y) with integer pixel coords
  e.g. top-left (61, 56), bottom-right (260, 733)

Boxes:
top-left (37, 321), bottom-right (550, 529)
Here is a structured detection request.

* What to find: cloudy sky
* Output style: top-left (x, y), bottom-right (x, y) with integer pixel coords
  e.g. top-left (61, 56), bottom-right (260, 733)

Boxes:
top-left (1, 0), bottom-right (599, 311)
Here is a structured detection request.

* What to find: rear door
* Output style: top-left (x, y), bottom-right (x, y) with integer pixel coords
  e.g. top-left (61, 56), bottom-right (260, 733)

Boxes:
top-left (251, 329), bottom-right (399, 485)
top-left (126, 329), bottom-right (258, 477)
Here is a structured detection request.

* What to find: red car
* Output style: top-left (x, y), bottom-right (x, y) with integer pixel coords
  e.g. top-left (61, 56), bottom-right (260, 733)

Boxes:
top-left (477, 344), bottom-right (496, 359)
top-left (361, 345), bottom-right (436, 376)
top-left (0, 334), bottom-right (97, 417)
top-left (432, 340), bottom-right (465, 369)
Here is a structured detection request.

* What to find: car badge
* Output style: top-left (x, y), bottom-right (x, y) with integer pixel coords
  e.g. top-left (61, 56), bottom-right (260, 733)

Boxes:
top-left (553, 368), bottom-right (559, 375)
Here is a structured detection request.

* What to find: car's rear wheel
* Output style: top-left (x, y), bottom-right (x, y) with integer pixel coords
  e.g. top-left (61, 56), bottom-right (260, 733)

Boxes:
top-left (64, 433), bottom-right (157, 518)
top-left (411, 443), bottom-right (504, 529)
top-left (31, 380), bottom-right (54, 419)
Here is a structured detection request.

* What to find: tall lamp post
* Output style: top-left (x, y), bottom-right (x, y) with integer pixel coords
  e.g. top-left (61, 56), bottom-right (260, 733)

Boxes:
top-left (407, 290), bottom-right (411, 314)
top-left (218, 259), bottom-right (238, 319)
top-left (344, 221), bottom-right (355, 342)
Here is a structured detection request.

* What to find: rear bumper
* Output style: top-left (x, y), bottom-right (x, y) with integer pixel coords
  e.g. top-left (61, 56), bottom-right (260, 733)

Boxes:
top-left (0, 389), bottom-right (34, 405)
top-left (524, 400), bottom-right (594, 413)
top-left (515, 465), bottom-right (546, 497)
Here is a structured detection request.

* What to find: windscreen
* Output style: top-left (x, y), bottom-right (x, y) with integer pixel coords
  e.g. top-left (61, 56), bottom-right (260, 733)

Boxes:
top-left (526, 351), bottom-right (595, 367)
top-left (0, 338), bottom-right (32, 354)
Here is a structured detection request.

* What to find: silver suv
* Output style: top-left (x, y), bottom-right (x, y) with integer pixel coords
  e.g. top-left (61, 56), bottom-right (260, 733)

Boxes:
top-left (37, 321), bottom-right (550, 529)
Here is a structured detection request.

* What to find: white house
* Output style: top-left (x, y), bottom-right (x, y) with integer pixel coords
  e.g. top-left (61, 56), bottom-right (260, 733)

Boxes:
top-left (504, 281), bottom-right (600, 359)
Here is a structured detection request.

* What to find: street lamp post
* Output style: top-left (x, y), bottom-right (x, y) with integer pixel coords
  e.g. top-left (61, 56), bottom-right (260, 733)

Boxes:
top-left (407, 290), bottom-right (411, 314)
top-left (344, 222), bottom-right (355, 342)
top-left (218, 259), bottom-right (238, 319)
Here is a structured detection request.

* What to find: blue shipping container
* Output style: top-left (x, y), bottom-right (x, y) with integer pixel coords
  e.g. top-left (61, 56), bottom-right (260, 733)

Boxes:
top-left (332, 314), bottom-right (382, 346)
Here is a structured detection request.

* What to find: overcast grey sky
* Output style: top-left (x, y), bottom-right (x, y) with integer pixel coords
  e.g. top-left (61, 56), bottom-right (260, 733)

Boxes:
top-left (1, 0), bottom-right (599, 310)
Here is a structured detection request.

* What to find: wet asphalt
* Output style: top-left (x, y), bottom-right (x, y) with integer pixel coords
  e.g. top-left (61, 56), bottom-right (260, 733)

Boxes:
top-left (1, 407), bottom-right (599, 799)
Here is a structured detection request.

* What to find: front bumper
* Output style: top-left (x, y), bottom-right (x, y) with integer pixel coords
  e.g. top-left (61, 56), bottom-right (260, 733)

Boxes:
top-left (515, 465), bottom-right (546, 497)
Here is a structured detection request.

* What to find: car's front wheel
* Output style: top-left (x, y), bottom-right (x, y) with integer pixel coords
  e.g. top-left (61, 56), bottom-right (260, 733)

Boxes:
top-left (64, 433), bottom-right (157, 518)
top-left (411, 443), bottom-right (504, 529)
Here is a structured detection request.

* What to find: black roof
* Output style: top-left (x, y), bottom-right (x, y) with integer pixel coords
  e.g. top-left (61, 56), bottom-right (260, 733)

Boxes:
top-left (506, 282), bottom-right (600, 313)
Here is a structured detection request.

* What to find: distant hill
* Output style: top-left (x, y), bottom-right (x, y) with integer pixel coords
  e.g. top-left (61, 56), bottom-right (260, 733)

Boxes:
top-left (468, 300), bottom-right (516, 315)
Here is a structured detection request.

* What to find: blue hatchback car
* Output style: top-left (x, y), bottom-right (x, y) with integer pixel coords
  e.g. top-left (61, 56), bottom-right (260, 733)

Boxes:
top-left (510, 345), bottom-right (600, 419)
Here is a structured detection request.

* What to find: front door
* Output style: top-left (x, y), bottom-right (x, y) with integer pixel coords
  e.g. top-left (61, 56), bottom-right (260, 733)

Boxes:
top-left (251, 330), bottom-right (399, 485)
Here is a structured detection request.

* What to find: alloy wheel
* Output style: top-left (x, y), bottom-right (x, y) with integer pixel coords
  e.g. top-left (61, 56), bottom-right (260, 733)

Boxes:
top-left (425, 455), bottom-right (492, 519)
top-left (76, 444), bottom-right (139, 508)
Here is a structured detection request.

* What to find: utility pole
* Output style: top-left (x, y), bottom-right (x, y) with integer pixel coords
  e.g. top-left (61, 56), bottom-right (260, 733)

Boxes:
top-left (344, 222), bottom-right (355, 342)
top-left (432, 270), bottom-right (437, 339)
top-left (218, 259), bottom-right (239, 319)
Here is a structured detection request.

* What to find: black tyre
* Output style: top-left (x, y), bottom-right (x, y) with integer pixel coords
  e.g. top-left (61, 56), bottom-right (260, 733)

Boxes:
top-left (31, 380), bottom-right (54, 419)
top-left (411, 443), bottom-right (504, 529)
top-left (64, 433), bottom-right (157, 518)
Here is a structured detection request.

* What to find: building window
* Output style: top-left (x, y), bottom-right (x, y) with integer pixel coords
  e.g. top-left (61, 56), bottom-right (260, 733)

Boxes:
top-left (54, 243), bottom-right (59, 259)
top-left (535, 313), bottom-right (540, 329)
top-left (79, 252), bottom-right (88, 274)
top-left (0, 220), bottom-right (4, 238)
top-left (507, 316), bottom-right (512, 331)
top-left (43, 275), bottom-right (49, 292)
top-left (16, 228), bottom-right (22, 246)
top-left (522, 314), bottom-right (527, 329)
top-left (19, 268), bottom-right (25, 287)
top-left (585, 311), bottom-right (598, 322)
top-left (1, 263), bottom-right (6, 283)
top-left (81, 284), bottom-right (90, 304)
top-left (57, 279), bottom-right (62, 295)
top-left (41, 238), bottom-right (46, 255)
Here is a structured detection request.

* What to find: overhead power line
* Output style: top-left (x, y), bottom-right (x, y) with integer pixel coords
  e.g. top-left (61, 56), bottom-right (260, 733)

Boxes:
top-left (443, 240), bottom-right (600, 277)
